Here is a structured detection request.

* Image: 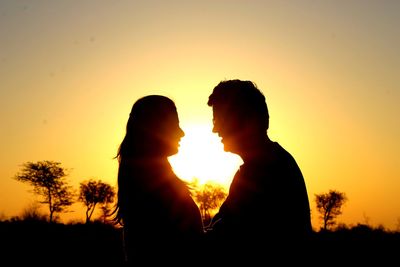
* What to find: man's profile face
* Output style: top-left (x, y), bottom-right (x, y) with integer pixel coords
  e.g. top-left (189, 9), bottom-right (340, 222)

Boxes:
top-left (212, 105), bottom-right (242, 154)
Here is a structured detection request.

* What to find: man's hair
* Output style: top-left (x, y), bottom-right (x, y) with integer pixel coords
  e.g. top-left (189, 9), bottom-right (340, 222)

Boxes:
top-left (208, 79), bottom-right (269, 131)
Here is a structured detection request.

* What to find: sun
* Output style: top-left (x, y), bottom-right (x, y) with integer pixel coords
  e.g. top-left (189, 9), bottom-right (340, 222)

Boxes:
top-left (169, 124), bottom-right (243, 188)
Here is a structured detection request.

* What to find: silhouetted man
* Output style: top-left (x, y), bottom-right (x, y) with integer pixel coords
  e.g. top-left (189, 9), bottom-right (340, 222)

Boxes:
top-left (206, 79), bottom-right (312, 262)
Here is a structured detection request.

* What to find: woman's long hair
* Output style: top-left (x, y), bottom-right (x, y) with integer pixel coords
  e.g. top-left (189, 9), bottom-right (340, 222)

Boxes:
top-left (112, 95), bottom-right (180, 225)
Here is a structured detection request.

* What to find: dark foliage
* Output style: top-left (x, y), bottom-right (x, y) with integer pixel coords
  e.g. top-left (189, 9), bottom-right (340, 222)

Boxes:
top-left (0, 219), bottom-right (125, 266)
top-left (1, 219), bottom-right (399, 266)
top-left (311, 225), bottom-right (400, 265)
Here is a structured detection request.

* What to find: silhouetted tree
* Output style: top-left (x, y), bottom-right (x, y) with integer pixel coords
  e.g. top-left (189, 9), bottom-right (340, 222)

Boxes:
top-left (193, 182), bottom-right (227, 225)
top-left (396, 217), bottom-right (400, 232)
top-left (20, 202), bottom-right (47, 222)
top-left (78, 179), bottom-right (115, 223)
top-left (14, 160), bottom-right (75, 223)
top-left (315, 190), bottom-right (347, 230)
top-left (99, 205), bottom-right (113, 224)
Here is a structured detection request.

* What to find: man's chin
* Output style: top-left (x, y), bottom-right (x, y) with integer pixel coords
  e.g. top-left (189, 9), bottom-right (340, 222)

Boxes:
top-left (223, 142), bottom-right (241, 155)
top-left (222, 143), bottom-right (232, 153)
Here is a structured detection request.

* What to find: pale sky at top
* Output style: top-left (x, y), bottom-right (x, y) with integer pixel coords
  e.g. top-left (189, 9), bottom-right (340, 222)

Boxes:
top-left (0, 0), bottom-right (399, 229)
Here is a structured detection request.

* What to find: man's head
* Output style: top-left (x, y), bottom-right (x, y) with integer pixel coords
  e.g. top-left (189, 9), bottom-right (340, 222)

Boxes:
top-left (208, 79), bottom-right (269, 154)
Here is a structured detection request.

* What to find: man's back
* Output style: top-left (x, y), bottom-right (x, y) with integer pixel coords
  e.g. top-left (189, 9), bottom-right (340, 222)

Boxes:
top-left (209, 141), bottom-right (312, 257)
top-left (206, 79), bottom-right (312, 262)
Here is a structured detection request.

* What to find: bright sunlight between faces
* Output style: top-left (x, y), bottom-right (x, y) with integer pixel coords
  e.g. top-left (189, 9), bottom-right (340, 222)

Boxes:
top-left (169, 124), bottom-right (243, 188)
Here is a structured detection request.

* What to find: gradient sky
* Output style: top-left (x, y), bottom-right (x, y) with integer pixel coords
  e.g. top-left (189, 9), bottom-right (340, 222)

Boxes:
top-left (0, 0), bottom-right (399, 230)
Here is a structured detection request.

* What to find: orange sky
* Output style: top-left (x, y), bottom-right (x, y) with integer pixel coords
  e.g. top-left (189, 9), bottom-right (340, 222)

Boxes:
top-left (0, 1), bottom-right (399, 230)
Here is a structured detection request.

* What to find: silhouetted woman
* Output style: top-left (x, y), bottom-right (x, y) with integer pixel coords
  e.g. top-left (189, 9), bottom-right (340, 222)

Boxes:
top-left (113, 95), bottom-right (203, 265)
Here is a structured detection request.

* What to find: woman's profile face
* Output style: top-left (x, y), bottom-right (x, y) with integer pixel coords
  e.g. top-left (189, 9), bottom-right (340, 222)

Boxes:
top-left (127, 96), bottom-right (184, 158)
top-left (157, 108), bottom-right (185, 156)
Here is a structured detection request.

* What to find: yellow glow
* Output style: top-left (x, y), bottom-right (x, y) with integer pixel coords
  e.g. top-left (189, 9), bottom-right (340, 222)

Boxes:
top-left (169, 124), bottom-right (242, 187)
top-left (1, 1), bottom-right (399, 230)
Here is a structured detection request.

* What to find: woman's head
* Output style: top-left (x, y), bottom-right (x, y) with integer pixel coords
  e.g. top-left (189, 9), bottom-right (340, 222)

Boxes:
top-left (113, 95), bottom-right (185, 225)
top-left (117, 95), bottom-right (185, 160)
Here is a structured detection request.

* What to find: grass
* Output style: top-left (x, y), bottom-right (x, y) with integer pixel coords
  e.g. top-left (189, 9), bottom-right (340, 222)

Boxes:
top-left (1, 217), bottom-right (399, 265)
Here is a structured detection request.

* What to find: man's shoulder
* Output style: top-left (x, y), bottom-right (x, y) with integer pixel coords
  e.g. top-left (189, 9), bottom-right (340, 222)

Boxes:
top-left (271, 142), bottom-right (296, 161)
top-left (264, 142), bottom-right (304, 177)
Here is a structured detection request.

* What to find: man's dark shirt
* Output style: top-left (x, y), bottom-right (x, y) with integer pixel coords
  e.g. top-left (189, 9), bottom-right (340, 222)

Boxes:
top-left (208, 141), bottom-right (312, 260)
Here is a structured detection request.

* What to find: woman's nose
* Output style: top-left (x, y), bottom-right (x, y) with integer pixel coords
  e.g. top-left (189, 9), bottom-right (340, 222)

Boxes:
top-left (179, 127), bottom-right (185, 138)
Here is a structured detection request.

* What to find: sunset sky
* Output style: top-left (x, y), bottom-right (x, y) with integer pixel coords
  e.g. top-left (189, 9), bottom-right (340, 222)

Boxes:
top-left (0, 0), bottom-right (399, 230)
